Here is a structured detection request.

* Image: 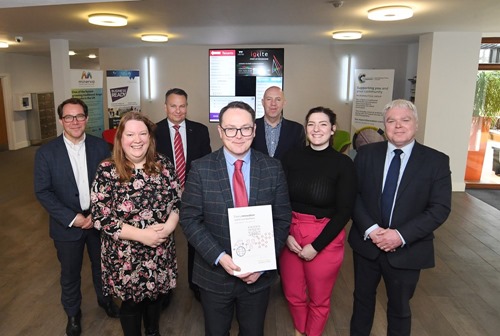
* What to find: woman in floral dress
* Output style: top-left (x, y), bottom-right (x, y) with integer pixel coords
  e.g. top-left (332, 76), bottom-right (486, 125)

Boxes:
top-left (91, 112), bottom-right (181, 336)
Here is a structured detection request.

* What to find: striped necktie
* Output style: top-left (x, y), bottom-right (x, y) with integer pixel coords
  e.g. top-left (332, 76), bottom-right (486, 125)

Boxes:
top-left (173, 125), bottom-right (186, 188)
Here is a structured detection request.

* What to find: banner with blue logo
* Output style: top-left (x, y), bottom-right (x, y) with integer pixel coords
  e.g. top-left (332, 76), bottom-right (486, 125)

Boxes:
top-left (106, 70), bottom-right (141, 128)
top-left (71, 69), bottom-right (104, 138)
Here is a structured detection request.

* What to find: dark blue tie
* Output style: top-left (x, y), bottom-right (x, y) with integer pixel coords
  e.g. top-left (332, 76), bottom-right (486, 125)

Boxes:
top-left (381, 149), bottom-right (403, 227)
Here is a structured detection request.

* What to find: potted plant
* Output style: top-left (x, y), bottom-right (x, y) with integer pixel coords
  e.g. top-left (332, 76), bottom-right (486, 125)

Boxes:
top-left (475, 71), bottom-right (500, 126)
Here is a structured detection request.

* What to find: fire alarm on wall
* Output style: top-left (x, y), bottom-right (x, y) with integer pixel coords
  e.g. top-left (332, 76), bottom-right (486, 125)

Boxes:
top-left (13, 93), bottom-right (32, 111)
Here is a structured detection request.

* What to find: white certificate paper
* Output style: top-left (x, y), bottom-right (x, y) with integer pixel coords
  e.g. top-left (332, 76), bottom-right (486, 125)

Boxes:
top-left (228, 205), bottom-right (276, 275)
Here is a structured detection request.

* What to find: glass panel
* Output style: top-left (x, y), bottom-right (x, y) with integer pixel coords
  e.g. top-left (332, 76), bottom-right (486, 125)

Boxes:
top-left (479, 42), bottom-right (500, 64)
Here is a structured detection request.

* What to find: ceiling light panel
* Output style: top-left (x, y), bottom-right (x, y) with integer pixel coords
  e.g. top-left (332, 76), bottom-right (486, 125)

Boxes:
top-left (332, 31), bottom-right (362, 40)
top-left (368, 6), bottom-right (413, 21)
top-left (141, 34), bottom-right (169, 42)
top-left (88, 13), bottom-right (128, 27)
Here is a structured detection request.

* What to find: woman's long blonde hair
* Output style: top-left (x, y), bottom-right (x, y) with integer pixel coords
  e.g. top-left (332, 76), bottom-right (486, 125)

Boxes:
top-left (112, 112), bottom-right (160, 182)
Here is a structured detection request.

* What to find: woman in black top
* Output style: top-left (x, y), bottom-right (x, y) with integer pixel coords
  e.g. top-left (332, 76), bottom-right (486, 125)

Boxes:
top-left (279, 106), bottom-right (357, 336)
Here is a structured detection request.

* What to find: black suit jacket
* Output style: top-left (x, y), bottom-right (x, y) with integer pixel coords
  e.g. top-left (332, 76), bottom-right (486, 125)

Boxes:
top-left (34, 134), bottom-right (110, 241)
top-left (348, 141), bottom-right (451, 270)
top-left (180, 148), bottom-right (292, 294)
top-left (251, 117), bottom-right (305, 160)
top-left (155, 118), bottom-right (212, 174)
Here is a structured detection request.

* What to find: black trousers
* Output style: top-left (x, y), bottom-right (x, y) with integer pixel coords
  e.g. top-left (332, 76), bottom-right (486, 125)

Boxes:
top-left (53, 228), bottom-right (105, 317)
top-left (200, 281), bottom-right (270, 336)
top-left (350, 251), bottom-right (420, 336)
top-left (187, 242), bottom-right (198, 291)
top-left (120, 296), bottom-right (164, 336)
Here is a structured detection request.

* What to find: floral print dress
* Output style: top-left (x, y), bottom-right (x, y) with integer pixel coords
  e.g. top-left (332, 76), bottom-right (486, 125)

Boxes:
top-left (91, 154), bottom-right (181, 303)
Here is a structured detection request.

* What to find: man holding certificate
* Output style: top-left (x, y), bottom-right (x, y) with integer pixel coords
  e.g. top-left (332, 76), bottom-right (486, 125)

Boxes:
top-left (180, 101), bottom-right (291, 336)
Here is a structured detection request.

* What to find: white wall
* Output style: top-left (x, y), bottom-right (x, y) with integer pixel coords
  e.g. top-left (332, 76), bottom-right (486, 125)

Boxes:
top-left (0, 44), bottom-right (412, 150)
top-left (0, 53), bottom-right (53, 149)
top-left (0, 39), bottom-right (483, 191)
top-left (99, 44), bottom-right (411, 149)
top-left (415, 32), bottom-right (482, 191)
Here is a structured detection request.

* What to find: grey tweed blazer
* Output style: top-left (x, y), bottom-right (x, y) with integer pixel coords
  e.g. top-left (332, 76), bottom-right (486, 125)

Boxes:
top-left (180, 147), bottom-right (292, 294)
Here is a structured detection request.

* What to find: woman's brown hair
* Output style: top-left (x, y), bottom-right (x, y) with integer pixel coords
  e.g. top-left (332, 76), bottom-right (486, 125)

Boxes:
top-left (112, 112), bottom-right (160, 182)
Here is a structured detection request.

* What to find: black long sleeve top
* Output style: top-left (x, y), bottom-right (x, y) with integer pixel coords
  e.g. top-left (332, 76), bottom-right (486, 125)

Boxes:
top-left (281, 146), bottom-right (357, 251)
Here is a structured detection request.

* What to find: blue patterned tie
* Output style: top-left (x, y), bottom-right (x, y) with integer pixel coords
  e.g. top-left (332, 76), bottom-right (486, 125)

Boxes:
top-left (381, 149), bottom-right (403, 227)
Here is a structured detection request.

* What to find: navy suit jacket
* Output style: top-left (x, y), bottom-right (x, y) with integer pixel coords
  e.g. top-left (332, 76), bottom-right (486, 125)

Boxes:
top-left (34, 134), bottom-right (110, 241)
top-left (155, 118), bottom-right (212, 174)
top-left (180, 148), bottom-right (292, 294)
top-left (348, 141), bottom-right (452, 270)
top-left (251, 117), bottom-right (305, 160)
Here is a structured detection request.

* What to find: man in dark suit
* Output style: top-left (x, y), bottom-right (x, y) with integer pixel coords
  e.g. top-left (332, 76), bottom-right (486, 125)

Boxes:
top-left (251, 86), bottom-right (305, 160)
top-left (180, 101), bottom-right (291, 335)
top-left (348, 99), bottom-right (452, 336)
top-left (34, 98), bottom-right (119, 336)
top-left (155, 88), bottom-right (211, 302)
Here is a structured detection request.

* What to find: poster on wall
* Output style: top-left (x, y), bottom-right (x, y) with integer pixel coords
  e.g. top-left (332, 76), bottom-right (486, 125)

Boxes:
top-left (351, 69), bottom-right (394, 150)
top-left (106, 70), bottom-right (141, 128)
top-left (70, 69), bottom-right (104, 138)
top-left (209, 48), bottom-right (284, 122)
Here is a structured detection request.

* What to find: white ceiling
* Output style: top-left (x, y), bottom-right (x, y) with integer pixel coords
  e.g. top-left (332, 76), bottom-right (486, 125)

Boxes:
top-left (0, 0), bottom-right (499, 58)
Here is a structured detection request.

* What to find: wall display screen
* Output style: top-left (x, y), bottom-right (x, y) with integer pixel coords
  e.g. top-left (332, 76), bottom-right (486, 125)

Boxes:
top-left (209, 48), bottom-right (284, 122)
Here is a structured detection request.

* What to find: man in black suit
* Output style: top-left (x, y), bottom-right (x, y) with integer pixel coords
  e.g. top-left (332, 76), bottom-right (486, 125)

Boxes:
top-left (34, 98), bottom-right (119, 336)
top-left (348, 99), bottom-right (452, 336)
top-left (251, 86), bottom-right (305, 160)
top-left (180, 101), bottom-right (291, 335)
top-left (155, 88), bottom-right (211, 302)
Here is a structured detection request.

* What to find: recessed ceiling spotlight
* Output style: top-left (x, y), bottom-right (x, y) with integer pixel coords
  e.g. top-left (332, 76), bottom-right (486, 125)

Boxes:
top-left (88, 13), bottom-right (127, 27)
top-left (332, 31), bottom-right (362, 40)
top-left (0, 42), bottom-right (9, 48)
top-left (68, 50), bottom-right (76, 56)
top-left (141, 34), bottom-right (169, 42)
top-left (88, 54), bottom-right (97, 59)
top-left (368, 6), bottom-right (413, 21)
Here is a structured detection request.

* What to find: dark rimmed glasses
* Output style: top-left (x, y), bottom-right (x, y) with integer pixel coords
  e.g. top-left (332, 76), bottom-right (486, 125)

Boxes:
top-left (220, 126), bottom-right (254, 138)
top-left (62, 114), bottom-right (87, 123)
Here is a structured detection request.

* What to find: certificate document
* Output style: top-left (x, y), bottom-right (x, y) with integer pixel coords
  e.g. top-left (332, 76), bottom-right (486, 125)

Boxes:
top-left (228, 204), bottom-right (276, 275)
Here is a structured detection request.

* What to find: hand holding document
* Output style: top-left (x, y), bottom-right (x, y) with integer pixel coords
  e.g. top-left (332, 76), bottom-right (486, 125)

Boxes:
top-left (228, 205), bottom-right (276, 275)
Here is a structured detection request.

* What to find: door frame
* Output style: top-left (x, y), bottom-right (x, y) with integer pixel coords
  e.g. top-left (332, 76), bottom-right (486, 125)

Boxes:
top-left (0, 74), bottom-right (17, 150)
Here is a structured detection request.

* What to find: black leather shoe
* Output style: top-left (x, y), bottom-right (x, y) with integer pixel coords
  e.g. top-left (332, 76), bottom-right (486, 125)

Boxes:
top-left (98, 299), bottom-right (120, 318)
top-left (66, 311), bottom-right (81, 336)
top-left (145, 330), bottom-right (162, 336)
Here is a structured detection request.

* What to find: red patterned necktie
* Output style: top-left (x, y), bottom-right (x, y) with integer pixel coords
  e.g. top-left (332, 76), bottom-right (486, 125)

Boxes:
top-left (233, 160), bottom-right (248, 207)
top-left (173, 125), bottom-right (186, 188)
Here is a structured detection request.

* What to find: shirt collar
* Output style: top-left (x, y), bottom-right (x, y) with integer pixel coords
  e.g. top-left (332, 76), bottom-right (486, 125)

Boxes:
top-left (223, 148), bottom-right (251, 166)
top-left (387, 139), bottom-right (415, 156)
top-left (167, 119), bottom-right (186, 129)
top-left (264, 117), bottom-right (283, 129)
top-left (63, 132), bottom-right (86, 148)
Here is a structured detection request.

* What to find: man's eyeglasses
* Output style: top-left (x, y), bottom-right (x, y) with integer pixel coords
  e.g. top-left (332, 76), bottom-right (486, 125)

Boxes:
top-left (62, 114), bottom-right (87, 123)
top-left (220, 126), bottom-right (254, 138)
